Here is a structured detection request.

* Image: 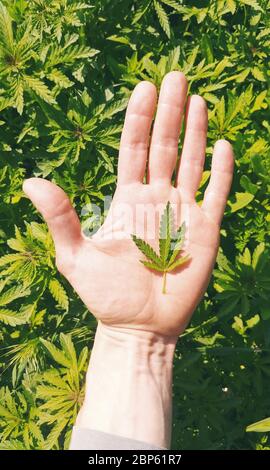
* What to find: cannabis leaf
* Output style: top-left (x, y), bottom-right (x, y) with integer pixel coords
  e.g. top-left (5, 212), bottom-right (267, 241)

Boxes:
top-left (48, 278), bottom-right (69, 312)
top-left (37, 334), bottom-right (87, 449)
top-left (132, 202), bottom-right (190, 294)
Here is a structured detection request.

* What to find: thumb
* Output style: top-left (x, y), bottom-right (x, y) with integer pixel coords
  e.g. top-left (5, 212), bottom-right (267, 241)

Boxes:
top-left (23, 177), bottom-right (82, 257)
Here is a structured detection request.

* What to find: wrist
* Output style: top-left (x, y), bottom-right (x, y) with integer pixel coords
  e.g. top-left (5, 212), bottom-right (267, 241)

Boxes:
top-left (76, 321), bottom-right (176, 448)
top-left (91, 321), bottom-right (177, 365)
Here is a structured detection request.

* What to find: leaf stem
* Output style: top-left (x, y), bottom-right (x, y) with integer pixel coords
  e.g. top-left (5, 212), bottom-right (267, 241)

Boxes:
top-left (162, 271), bottom-right (167, 294)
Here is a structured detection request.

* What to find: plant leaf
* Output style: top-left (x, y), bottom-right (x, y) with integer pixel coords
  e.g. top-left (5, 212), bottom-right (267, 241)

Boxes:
top-left (132, 202), bottom-right (190, 293)
top-left (167, 255), bottom-right (190, 272)
top-left (153, 0), bottom-right (171, 38)
top-left (246, 417), bottom-right (270, 433)
top-left (131, 235), bottom-right (163, 267)
top-left (140, 261), bottom-right (164, 272)
top-left (228, 192), bottom-right (254, 213)
top-left (40, 338), bottom-right (71, 368)
top-left (168, 222), bottom-right (187, 265)
top-left (48, 279), bottom-right (69, 311)
top-left (0, 308), bottom-right (30, 326)
top-left (159, 202), bottom-right (174, 265)
top-left (0, 2), bottom-right (14, 51)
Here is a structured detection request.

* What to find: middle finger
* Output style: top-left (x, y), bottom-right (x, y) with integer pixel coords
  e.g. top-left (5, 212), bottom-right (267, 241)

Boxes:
top-left (148, 71), bottom-right (188, 185)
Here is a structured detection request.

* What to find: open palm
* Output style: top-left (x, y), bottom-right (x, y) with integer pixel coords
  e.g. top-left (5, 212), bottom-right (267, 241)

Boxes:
top-left (23, 72), bottom-right (234, 337)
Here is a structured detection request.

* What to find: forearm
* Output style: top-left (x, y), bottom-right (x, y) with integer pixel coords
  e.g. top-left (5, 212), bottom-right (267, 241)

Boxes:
top-left (75, 321), bottom-right (176, 449)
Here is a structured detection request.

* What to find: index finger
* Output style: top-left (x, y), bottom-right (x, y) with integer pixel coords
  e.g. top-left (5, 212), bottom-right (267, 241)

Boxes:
top-left (117, 81), bottom-right (157, 185)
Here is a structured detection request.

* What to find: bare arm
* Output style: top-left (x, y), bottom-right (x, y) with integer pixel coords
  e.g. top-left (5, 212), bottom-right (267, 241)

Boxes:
top-left (23, 71), bottom-right (234, 449)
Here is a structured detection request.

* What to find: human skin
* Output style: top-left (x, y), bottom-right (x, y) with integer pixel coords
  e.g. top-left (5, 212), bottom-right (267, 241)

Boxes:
top-left (23, 71), bottom-right (234, 449)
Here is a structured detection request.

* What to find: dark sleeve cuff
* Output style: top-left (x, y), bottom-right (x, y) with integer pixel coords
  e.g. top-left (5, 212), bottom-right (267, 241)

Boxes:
top-left (69, 426), bottom-right (167, 450)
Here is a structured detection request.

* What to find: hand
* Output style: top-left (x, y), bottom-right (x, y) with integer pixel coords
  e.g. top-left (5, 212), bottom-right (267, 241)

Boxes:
top-left (24, 72), bottom-right (234, 449)
top-left (23, 71), bottom-right (234, 339)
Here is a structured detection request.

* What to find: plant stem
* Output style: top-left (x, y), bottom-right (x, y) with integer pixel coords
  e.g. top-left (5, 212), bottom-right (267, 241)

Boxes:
top-left (162, 271), bottom-right (167, 294)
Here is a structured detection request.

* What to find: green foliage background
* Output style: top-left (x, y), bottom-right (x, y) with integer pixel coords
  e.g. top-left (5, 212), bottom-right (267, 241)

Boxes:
top-left (0, 0), bottom-right (269, 450)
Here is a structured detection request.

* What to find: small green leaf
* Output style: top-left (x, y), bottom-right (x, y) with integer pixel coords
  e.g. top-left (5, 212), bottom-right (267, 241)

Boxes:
top-left (48, 279), bottom-right (69, 311)
top-left (24, 76), bottom-right (56, 104)
top-left (159, 201), bottom-right (174, 266)
top-left (132, 0), bottom-right (152, 23)
top-left (239, 0), bottom-right (263, 13)
top-left (0, 308), bottom-right (30, 326)
top-left (131, 235), bottom-right (162, 268)
top-left (140, 261), bottom-right (164, 272)
top-left (252, 243), bottom-right (265, 269)
top-left (0, 2), bottom-right (14, 51)
top-left (167, 255), bottom-right (190, 272)
top-left (153, 0), bottom-right (171, 38)
top-left (40, 338), bottom-right (71, 368)
top-left (246, 417), bottom-right (270, 433)
top-left (228, 192), bottom-right (254, 213)
top-left (251, 66), bottom-right (265, 82)
top-left (168, 222), bottom-right (186, 265)
top-left (240, 175), bottom-right (258, 195)
top-left (132, 202), bottom-right (190, 293)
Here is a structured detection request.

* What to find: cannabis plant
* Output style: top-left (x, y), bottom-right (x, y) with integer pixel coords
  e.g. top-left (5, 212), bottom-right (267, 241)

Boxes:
top-left (0, 0), bottom-right (269, 450)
